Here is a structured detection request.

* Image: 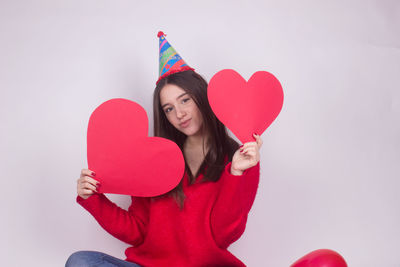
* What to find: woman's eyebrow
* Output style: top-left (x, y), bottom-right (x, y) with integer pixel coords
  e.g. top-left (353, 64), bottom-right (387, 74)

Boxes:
top-left (176, 92), bottom-right (188, 99)
top-left (161, 103), bottom-right (170, 109)
top-left (161, 93), bottom-right (188, 109)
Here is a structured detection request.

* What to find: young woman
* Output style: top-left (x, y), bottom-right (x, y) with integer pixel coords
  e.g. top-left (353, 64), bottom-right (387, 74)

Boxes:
top-left (66, 69), bottom-right (262, 267)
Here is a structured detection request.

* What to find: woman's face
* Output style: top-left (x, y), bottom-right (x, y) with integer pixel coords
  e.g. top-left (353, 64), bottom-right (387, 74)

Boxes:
top-left (160, 84), bottom-right (203, 137)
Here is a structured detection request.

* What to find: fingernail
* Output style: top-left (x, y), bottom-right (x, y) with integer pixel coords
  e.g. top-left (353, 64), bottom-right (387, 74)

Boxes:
top-left (239, 145), bottom-right (244, 148)
top-left (92, 172), bottom-right (96, 176)
top-left (253, 132), bottom-right (258, 136)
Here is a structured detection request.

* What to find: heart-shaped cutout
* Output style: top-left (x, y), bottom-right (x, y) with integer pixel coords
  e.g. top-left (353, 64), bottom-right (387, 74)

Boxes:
top-left (87, 98), bottom-right (185, 197)
top-left (207, 69), bottom-right (284, 143)
top-left (291, 249), bottom-right (347, 267)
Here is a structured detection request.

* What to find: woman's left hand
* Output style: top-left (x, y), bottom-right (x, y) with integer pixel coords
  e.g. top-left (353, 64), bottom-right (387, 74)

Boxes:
top-left (231, 133), bottom-right (263, 176)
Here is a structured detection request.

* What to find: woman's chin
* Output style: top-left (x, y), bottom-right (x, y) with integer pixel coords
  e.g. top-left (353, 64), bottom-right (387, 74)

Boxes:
top-left (181, 127), bottom-right (201, 137)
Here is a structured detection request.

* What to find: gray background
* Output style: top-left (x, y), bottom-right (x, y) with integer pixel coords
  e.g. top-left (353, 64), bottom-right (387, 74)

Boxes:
top-left (1, 0), bottom-right (399, 266)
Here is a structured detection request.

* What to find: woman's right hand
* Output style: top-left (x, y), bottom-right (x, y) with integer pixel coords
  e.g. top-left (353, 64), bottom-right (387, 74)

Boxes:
top-left (77, 169), bottom-right (100, 199)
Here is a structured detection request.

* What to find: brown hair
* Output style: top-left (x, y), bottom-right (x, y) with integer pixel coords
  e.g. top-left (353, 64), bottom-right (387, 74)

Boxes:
top-left (153, 70), bottom-right (239, 208)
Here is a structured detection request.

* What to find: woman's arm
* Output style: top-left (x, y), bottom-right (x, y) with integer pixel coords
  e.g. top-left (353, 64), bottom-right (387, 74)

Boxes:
top-left (77, 194), bottom-right (150, 246)
top-left (76, 169), bottom-right (149, 246)
top-left (210, 133), bottom-right (262, 248)
top-left (210, 162), bottom-right (260, 249)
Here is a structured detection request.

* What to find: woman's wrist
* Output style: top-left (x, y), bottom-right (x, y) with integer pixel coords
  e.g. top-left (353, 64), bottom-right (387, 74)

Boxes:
top-left (230, 165), bottom-right (243, 176)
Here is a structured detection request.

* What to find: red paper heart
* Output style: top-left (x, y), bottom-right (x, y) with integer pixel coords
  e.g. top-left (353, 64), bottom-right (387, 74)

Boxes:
top-left (87, 98), bottom-right (185, 197)
top-left (291, 249), bottom-right (347, 267)
top-left (207, 69), bottom-right (284, 143)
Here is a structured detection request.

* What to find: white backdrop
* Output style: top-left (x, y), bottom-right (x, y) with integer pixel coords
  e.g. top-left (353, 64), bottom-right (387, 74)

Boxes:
top-left (1, 0), bottom-right (399, 266)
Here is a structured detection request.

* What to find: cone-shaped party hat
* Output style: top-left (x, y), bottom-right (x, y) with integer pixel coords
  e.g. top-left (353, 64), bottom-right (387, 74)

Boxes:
top-left (157, 31), bottom-right (194, 84)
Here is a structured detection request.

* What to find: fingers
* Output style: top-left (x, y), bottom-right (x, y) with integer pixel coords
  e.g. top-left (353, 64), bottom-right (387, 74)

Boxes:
top-left (240, 142), bottom-right (258, 153)
top-left (77, 178), bottom-right (98, 199)
top-left (240, 146), bottom-right (257, 157)
top-left (253, 133), bottom-right (263, 148)
top-left (239, 134), bottom-right (263, 147)
top-left (240, 142), bottom-right (257, 150)
top-left (77, 178), bottom-right (98, 191)
top-left (240, 140), bottom-right (260, 164)
top-left (77, 169), bottom-right (100, 199)
top-left (80, 168), bottom-right (96, 178)
top-left (78, 175), bottom-right (100, 187)
top-left (239, 133), bottom-right (263, 151)
top-left (80, 180), bottom-right (98, 191)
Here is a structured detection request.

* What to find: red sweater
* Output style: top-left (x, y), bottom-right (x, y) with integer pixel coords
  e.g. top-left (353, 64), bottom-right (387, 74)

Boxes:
top-left (77, 162), bottom-right (260, 267)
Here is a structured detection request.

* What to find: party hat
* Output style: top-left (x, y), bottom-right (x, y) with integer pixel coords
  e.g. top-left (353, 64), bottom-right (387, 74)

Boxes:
top-left (157, 31), bottom-right (194, 84)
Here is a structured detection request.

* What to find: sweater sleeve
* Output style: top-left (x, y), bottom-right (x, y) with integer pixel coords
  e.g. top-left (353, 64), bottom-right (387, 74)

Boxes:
top-left (77, 193), bottom-right (150, 246)
top-left (210, 162), bottom-right (260, 249)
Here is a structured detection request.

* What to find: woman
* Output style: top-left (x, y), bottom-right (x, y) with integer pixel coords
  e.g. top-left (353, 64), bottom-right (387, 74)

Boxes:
top-left (66, 68), bottom-right (262, 267)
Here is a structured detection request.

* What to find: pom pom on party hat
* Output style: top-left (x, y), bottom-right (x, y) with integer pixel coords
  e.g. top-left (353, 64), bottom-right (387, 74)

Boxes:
top-left (156, 31), bottom-right (194, 84)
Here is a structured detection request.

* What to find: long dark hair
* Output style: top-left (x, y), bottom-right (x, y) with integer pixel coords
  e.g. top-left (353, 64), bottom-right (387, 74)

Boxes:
top-left (153, 70), bottom-right (239, 207)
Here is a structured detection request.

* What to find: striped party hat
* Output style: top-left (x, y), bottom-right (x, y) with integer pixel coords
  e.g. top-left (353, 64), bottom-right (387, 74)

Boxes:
top-left (157, 31), bottom-right (194, 84)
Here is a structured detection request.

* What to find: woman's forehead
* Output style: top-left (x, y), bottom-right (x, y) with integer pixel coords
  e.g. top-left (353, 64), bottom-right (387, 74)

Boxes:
top-left (160, 84), bottom-right (187, 104)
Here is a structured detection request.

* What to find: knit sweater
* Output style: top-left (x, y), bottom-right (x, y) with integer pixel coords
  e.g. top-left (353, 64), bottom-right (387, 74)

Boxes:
top-left (77, 162), bottom-right (260, 267)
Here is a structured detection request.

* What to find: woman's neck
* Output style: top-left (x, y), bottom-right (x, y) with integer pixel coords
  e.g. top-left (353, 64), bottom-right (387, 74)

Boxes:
top-left (185, 134), bottom-right (206, 149)
top-left (184, 132), bottom-right (209, 178)
top-left (184, 130), bottom-right (210, 158)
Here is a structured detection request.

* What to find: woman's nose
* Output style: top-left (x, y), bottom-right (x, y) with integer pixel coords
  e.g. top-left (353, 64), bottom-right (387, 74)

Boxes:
top-left (176, 107), bottom-right (186, 119)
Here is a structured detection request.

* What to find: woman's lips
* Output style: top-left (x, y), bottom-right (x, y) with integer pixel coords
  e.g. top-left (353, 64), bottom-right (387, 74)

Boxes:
top-left (180, 119), bottom-right (191, 128)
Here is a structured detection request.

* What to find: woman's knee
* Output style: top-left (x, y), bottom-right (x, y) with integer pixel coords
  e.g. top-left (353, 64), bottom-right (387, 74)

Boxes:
top-left (65, 251), bottom-right (100, 267)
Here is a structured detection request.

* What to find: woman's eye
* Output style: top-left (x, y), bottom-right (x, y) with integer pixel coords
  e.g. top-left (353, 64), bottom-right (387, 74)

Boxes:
top-left (182, 98), bottom-right (190, 104)
top-left (164, 107), bottom-right (173, 113)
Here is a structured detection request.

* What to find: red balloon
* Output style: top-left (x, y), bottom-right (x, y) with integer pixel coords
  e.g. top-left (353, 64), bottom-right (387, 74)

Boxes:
top-left (291, 249), bottom-right (347, 267)
top-left (207, 69), bottom-right (284, 143)
top-left (87, 98), bottom-right (185, 197)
